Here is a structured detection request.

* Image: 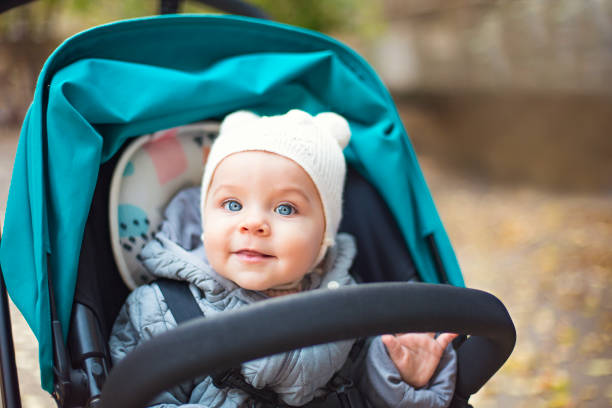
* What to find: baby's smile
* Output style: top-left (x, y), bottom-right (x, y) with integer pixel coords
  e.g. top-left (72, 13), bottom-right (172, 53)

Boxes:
top-left (232, 249), bottom-right (275, 263)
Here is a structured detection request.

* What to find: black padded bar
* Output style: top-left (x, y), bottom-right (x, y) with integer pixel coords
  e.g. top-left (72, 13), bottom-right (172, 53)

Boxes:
top-left (99, 282), bottom-right (515, 408)
top-left (455, 334), bottom-right (507, 399)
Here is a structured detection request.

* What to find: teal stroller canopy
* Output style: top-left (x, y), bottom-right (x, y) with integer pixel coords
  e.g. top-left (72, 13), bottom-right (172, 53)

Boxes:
top-left (0, 14), bottom-right (463, 392)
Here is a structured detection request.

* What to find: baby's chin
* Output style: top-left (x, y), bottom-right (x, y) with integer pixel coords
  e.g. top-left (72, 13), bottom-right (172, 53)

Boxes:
top-left (213, 263), bottom-right (313, 292)
top-left (230, 275), bottom-right (304, 292)
top-left (234, 279), bottom-right (284, 292)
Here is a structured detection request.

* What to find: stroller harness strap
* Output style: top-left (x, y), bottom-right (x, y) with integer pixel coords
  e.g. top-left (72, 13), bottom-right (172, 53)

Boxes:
top-left (155, 278), bottom-right (203, 324)
top-left (155, 279), bottom-right (363, 408)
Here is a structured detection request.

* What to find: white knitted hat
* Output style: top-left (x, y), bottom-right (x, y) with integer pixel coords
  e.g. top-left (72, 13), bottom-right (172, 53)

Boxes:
top-left (201, 109), bottom-right (351, 265)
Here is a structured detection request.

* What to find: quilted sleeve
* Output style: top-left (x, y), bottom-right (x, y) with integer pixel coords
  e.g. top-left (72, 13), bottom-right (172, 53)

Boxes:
top-left (358, 336), bottom-right (457, 408)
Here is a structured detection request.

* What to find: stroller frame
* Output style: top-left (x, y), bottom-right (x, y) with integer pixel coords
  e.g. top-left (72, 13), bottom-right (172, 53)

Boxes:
top-left (0, 2), bottom-right (516, 408)
top-left (0, 264), bottom-right (21, 408)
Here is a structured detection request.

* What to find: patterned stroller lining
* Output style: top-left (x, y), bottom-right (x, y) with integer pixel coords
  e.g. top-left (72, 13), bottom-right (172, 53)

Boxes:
top-left (109, 122), bottom-right (217, 289)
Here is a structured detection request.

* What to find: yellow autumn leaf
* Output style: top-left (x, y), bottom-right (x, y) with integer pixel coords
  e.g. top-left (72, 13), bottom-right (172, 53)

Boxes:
top-left (606, 384), bottom-right (612, 406)
top-left (547, 393), bottom-right (572, 408)
top-left (556, 325), bottom-right (577, 347)
top-left (586, 359), bottom-right (612, 377)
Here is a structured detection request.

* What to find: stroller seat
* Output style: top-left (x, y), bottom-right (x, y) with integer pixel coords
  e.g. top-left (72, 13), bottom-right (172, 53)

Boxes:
top-left (69, 120), bottom-right (429, 407)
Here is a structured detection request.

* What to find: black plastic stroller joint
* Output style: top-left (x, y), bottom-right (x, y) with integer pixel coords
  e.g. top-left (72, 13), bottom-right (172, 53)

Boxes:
top-left (49, 260), bottom-right (110, 408)
top-left (51, 308), bottom-right (110, 408)
top-left (99, 282), bottom-right (516, 408)
top-left (67, 304), bottom-right (110, 408)
top-left (49, 257), bottom-right (73, 407)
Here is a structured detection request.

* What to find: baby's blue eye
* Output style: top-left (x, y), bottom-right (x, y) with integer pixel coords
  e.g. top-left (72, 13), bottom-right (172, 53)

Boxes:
top-left (223, 200), bottom-right (242, 212)
top-left (275, 204), bottom-right (295, 216)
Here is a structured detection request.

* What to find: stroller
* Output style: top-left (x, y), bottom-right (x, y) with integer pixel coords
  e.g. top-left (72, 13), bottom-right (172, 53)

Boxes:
top-left (0, 4), bottom-right (515, 408)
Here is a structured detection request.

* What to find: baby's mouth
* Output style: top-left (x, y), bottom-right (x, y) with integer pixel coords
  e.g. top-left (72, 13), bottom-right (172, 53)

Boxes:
top-left (233, 249), bottom-right (274, 262)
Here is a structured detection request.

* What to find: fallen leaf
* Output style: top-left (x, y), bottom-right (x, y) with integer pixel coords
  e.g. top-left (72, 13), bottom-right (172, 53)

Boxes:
top-left (586, 359), bottom-right (612, 377)
top-left (582, 295), bottom-right (600, 317)
top-left (606, 384), bottom-right (612, 406)
top-left (536, 369), bottom-right (570, 393)
top-left (556, 324), bottom-right (577, 347)
top-left (533, 308), bottom-right (556, 334)
top-left (579, 333), bottom-right (607, 356)
top-left (542, 247), bottom-right (561, 274)
top-left (579, 385), bottom-right (598, 402)
top-left (546, 393), bottom-right (573, 408)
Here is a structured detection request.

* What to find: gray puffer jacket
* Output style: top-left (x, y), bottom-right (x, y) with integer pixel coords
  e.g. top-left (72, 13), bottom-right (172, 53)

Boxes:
top-left (109, 187), bottom-right (457, 408)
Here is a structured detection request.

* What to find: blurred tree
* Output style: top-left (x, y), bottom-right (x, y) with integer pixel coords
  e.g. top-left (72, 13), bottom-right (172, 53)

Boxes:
top-left (1, 0), bottom-right (381, 39)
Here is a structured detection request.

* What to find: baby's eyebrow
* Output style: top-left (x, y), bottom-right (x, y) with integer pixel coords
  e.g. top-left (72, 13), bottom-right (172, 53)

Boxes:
top-left (275, 187), bottom-right (312, 203)
top-left (210, 184), bottom-right (313, 203)
top-left (209, 184), bottom-right (242, 195)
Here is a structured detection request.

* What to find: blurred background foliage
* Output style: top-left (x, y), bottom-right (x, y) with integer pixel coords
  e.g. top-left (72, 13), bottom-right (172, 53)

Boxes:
top-left (0, 0), bottom-right (382, 124)
top-left (0, 0), bottom-right (381, 34)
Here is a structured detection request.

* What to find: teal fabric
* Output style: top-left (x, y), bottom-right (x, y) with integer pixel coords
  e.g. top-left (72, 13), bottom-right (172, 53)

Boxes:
top-left (0, 14), bottom-right (464, 393)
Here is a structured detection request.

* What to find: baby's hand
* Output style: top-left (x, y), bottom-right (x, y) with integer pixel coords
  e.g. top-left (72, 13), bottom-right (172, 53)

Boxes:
top-left (382, 332), bottom-right (458, 389)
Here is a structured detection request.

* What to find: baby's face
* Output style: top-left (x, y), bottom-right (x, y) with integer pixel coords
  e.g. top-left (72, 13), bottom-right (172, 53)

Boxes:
top-left (203, 151), bottom-right (325, 291)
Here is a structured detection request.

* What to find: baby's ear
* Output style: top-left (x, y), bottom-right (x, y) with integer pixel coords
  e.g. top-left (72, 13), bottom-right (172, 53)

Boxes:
top-left (220, 110), bottom-right (260, 135)
top-left (314, 112), bottom-right (351, 149)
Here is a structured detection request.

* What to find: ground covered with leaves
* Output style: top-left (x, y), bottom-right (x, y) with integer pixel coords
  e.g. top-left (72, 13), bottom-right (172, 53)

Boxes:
top-left (422, 155), bottom-right (612, 408)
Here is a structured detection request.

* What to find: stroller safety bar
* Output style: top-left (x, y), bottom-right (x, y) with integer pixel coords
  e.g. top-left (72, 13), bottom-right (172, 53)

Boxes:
top-left (99, 282), bottom-right (516, 408)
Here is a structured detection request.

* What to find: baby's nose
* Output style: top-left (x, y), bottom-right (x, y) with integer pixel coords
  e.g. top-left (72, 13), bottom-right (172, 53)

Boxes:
top-left (239, 218), bottom-right (270, 236)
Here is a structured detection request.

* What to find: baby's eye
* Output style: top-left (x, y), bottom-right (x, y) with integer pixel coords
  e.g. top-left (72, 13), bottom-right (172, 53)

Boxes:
top-left (223, 200), bottom-right (242, 212)
top-left (275, 204), bottom-right (296, 216)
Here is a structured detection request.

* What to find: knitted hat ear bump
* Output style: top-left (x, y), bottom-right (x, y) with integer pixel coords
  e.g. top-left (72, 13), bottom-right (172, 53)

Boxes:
top-left (218, 110), bottom-right (259, 135)
top-left (201, 109), bottom-right (351, 267)
top-left (314, 112), bottom-right (351, 150)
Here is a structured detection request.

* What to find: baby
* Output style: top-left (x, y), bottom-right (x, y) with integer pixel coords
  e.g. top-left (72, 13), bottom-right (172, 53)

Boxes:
top-left (110, 110), bottom-right (457, 407)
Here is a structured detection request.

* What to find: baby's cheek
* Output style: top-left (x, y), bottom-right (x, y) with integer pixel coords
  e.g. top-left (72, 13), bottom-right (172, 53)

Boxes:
top-left (204, 244), bottom-right (227, 278)
top-left (291, 237), bottom-right (321, 268)
top-left (203, 231), bottom-right (224, 262)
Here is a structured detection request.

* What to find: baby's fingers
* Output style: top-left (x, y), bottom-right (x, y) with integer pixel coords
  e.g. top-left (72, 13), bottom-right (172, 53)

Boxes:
top-left (394, 332), bottom-right (435, 346)
top-left (382, 335), bottom-right (407, 363)
top-left (436, 333), bottom-right (459, 350)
